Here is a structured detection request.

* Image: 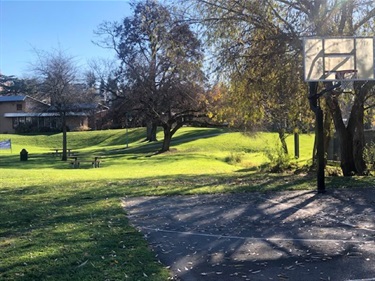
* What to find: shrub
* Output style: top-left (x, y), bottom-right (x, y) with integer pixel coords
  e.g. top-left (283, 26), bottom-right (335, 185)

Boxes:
top-left (224, 152), bottom-right (245, 165)
top-left (264, 142), bottom-right (292, 173)
top-left (15, 123), bottom-right (34, 133)
top-left (325, 165), bottom-right (343, 176)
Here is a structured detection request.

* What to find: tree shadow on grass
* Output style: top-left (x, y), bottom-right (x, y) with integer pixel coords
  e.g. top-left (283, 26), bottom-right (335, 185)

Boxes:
top-left (0, 181), bottom-right (170, 281)
top-left (105, 128), bottom-right (227, 157)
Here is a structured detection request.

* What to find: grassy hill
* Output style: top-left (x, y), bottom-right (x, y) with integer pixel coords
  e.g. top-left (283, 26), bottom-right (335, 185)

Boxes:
top-left (1, 127), bottom-right (370, 281)
top-left (0, 128), bottom-right (316, 190)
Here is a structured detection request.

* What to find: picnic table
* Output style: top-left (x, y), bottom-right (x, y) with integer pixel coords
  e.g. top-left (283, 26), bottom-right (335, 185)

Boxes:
top-left (69, 156), bottom-right (80, 168)
top-left (69, 156), bottom-right (102, 168)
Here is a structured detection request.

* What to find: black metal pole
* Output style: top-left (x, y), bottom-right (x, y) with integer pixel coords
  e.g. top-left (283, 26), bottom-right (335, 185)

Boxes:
top-left (316, 105), bottom-right (325, 193)
top-left (308, 82), bottom-right (325, 193)
top-left (308, 82), bottom-right (341, 193)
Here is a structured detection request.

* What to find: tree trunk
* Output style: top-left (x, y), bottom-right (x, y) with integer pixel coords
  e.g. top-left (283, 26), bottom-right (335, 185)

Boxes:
top-left (146, 122), bottom-right (158, 142)
top-left (324, 80), bottom-right (372, 176)
top-left (160, 125), bottom-right (172, 152)
top-left (348, 87), bottom-right (367, 175)
top-left (159, 122), bottom-right (183, 153)
top-left (61, 113), bottom-right (68, 161)
top-left (325, 95), bottom-right (356, 176)
top-left (278, 129), bottom-right (288, 154)
top-left (337, 128), bottom-right (356, 176)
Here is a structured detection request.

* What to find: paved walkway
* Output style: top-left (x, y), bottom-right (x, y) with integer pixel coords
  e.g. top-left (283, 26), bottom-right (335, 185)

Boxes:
top-left (122, 189), bottom-right (375, 281)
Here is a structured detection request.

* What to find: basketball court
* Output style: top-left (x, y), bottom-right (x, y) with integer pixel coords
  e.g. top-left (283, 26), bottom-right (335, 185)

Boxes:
top-left (122, 189), bottom-right (375, 280)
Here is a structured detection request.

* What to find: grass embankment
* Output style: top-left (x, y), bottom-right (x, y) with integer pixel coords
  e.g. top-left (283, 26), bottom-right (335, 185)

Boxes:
top-left (0, 128), bottom-right (372, 280)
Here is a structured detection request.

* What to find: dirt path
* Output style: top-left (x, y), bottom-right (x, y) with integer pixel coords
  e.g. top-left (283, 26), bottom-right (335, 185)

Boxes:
top-left (122, 189), bottom-right (375, 280)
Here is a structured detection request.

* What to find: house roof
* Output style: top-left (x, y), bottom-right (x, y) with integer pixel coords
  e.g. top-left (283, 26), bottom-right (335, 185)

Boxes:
top-left (0, 95), bottom-right (26, 103)
top-left (4, 112), bottom-right (88, 118)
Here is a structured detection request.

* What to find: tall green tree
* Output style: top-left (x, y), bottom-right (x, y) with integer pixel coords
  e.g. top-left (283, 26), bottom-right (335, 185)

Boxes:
top-left (187, 0), bottom-right (375, 175)
top-left (0, 74), bottom-right (37, 96)
top-left (187, 1), bottom-right (311, 153)
top-left (95, 0), bottom-right (206, 152)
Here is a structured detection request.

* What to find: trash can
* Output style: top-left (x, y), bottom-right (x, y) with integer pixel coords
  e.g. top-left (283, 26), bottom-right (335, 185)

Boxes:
top-left (20, 149), bottom-right (28, 161)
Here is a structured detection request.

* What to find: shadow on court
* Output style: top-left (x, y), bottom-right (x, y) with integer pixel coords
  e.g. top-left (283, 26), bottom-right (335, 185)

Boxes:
top-left (122, 189), bottom-right (375, 281)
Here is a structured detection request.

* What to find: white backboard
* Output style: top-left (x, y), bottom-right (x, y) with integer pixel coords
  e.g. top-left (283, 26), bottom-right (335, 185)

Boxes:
top-left (304, 37), bottom-right (375, 81)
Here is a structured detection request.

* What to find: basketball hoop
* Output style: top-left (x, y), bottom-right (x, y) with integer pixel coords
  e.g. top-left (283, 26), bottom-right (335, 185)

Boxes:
top-left (332, 70), bottom-right (358, 93)
top-left (304, 37), bottom-right (375, 194)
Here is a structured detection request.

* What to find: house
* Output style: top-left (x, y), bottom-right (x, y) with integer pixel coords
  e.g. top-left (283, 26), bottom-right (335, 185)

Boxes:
top-left (0, 95), bottom-right (49, 133)
top-left (0, 95), bottom-right (108, 133)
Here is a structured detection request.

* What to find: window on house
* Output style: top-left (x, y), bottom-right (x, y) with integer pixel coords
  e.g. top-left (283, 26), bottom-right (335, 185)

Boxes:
top-left (16, 104), bottom-right (22, 111)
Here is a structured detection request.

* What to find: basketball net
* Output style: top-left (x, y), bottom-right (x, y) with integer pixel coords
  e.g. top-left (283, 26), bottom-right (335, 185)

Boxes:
top-left (334, 70), bottom-right (357, 93)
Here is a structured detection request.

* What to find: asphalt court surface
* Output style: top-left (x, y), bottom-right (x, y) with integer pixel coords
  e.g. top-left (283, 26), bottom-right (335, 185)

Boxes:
top-left (122, 189), bottom-right (375, 280)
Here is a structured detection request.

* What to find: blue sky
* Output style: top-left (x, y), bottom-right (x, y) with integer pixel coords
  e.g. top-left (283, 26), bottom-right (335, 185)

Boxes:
top-left (0, 1), bottom-right (131, 78)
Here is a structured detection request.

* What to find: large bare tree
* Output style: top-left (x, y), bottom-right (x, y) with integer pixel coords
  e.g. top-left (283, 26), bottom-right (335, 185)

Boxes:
top-left (31, 48), bottom-right (86, 161)
top-left (95, 0), bottom-right (206, 152)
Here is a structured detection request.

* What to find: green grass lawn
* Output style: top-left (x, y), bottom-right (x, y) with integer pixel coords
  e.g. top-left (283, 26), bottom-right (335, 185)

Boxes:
top-left (0, 127), bottom-right (372, 280)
